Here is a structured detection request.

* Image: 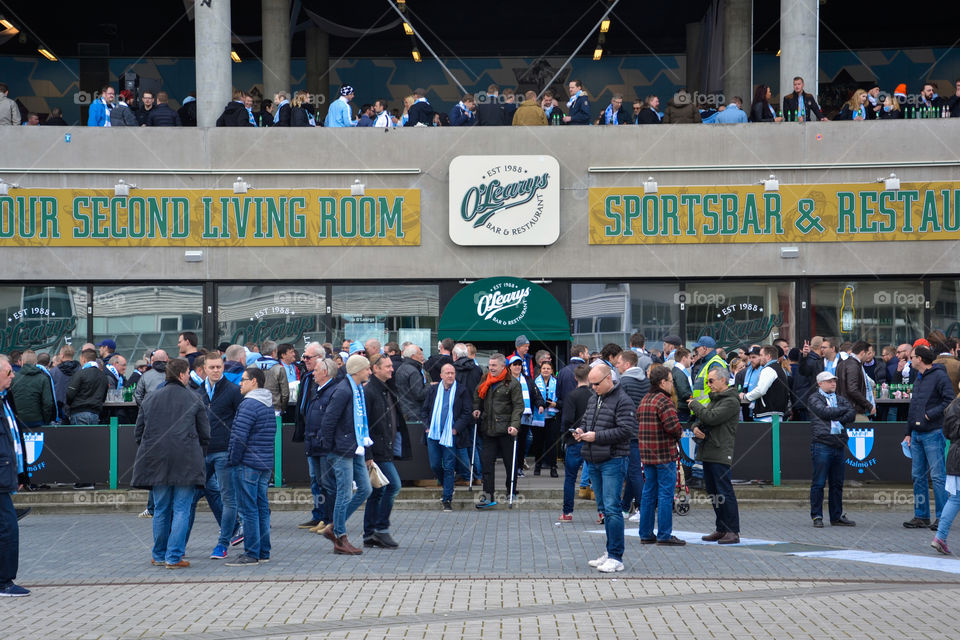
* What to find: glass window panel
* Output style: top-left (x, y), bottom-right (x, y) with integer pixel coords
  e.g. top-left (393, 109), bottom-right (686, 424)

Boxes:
top-left (218, 285), bottom-right (327, 350)
top-left (330, 285), bottom-right (439, 355)
top-left (93, 285), bottom-right (203, 362)
top-left (0, 286), bottom-right (86, 355)
top-left (685, 281), bottom-right (794, 350)
top-left (931, 280), bottom-right (960, 339)
top-left (571, 283), bottom-right (679, 353)
top-left (810, 281), bottom-right (923, 348)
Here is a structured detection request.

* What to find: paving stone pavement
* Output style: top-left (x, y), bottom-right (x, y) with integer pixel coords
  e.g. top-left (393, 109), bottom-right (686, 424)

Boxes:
top-left (2, 506), bottom-right (958, 639)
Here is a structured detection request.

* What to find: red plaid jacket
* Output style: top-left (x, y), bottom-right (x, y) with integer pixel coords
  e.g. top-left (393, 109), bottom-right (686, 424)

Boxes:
top-left (636, 389), bottom-right (682, 465)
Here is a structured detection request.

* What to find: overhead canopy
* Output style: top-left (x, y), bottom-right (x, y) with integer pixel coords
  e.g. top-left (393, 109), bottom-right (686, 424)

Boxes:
top-left (439, 277), bottom-right (571, 342)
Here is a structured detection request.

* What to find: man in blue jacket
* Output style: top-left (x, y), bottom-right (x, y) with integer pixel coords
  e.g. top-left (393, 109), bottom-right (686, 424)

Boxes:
top-left (422, 362), bottom-right (473, 511)
top-left (0, 356), bottom-right (30, 596)
top-left (225, 367), bottom-right (276, 566)
top-left (320, 354), bottom-right (374, 555)
top-left (86, 85), bottom-right (115, 127)
top-left (563, 79), bottom-right (590, 125)
top-left (200, 355), bottom-right (243, 560)
top-left (903, 345), bottom-right (956, 530)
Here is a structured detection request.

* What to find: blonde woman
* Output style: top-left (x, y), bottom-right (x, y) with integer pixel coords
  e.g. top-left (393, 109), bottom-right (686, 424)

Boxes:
top-left (291, 91), bottom-right (316, 127)
top-left (399, 95), bottom-right (415, 126)
top-left (879, 94), bottom-right (902, 120)
top-left (839, 89), bottom-right (868, 120)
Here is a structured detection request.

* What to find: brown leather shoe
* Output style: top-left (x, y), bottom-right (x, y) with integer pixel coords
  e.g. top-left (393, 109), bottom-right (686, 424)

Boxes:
top-left (717, 532), bottom-right (740, 545)
top-left (165, 559), bottom-right (191, 569)
top-left (701, 530), bottom-right (724, 542)
top-left (455, 479), bottom-right (469, 487)
top-left (334, 535), bottom-right (363, 555)
top-left (322, 524), bottom-right (337, 543)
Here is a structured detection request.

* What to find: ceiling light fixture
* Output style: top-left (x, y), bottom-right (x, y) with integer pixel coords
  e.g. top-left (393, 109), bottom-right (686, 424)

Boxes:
top-left (593, 48), bottom-right (603, 61)
top-left (600, 19), bottom-right (611, 33)
top-left (411, 47), bottom-right (422, 63)
top-left (38, 48), bottom-right (57, 61)
top-left (230, 51), bottom-right (241, 63)
top-left (403, 22), bottom-right (413, 36)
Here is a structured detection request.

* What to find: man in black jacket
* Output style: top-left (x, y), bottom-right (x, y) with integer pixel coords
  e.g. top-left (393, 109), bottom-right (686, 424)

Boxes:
top-left (452, 343), bottom-right (483, 485)
top-left (781, 76), bottom-right (827, 121)
top-left (423, 363), bottom-right (473, 511)
top-left (576, 364), bottom-right (638, 573)
top-left (65, 348), bottom-right (107, 425)
top-left (363, 354), bottom-right (410, 548)
top-left (199, 355), bottom-right (243, 559)
top-left (294, 342), bottom-right (325, 529)
top-left (476, 85), bottom-right (506, 126)
top-left (302, 357), bottom-right (338, 538)
top-left (216, 90), bottom-right (253, 127)
top-left (560, 364), bottom-right (592, 520)
top-left (404, 88), bottom-right (434, 127)
top-left (0, 356), bottom-right (30, 596)
top-left (635, 95), bottom-right (662, 124)
top-left (807, 372), bottom-right (857, 528)
top-left (145, 91), bottom-right (181, 126)
top-left (835, 341), bottom-right (875, 421)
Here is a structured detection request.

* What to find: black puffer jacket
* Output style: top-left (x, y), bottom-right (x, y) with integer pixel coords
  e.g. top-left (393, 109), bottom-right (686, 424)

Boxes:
top-left (806, 389), bottom-right (855, 449)
top-left (906, 363), bottom-right (955, 436)
top-left (580, 383), bottom-right (638, 464)
top-left (942, 398), bottom-right (960, 476)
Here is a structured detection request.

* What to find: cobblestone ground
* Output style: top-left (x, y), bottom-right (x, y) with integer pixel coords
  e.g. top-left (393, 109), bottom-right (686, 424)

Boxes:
top-left (2, 506), bottom-right (958, 639)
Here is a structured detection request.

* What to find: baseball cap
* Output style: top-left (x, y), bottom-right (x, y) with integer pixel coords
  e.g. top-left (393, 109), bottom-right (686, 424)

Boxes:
top-left (694, 336), bottom-right (716, 349)
top-left (96, 339), bottom-right (116, 350)
top-left (816, 371), bottom-right (837, 383)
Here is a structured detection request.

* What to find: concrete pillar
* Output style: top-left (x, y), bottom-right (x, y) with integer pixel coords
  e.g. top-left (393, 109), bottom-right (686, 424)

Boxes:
top-left (305, 27), bottom-right (330, 123)
top-left (262, 0), bottom-right (291, 104)
top-left (194, 0), bottom-right (232, 127)
top-left (779, 0), bottom-right (819, 111)
top-left (685, 22), bottom-right (702, 95)
top-left (722, 0), bottom-right (752, 108)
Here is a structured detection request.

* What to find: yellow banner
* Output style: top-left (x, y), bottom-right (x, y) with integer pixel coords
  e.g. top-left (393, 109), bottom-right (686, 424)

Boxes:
top-left (589, 181), bottom-right (960, 244)
top-left (0, 189), bottom-right (420, 246)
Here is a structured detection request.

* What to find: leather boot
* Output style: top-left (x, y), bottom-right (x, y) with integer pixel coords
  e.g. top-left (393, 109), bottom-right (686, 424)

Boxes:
top-left (334, 535), bottom-right (363, 555)
top-left (322, 525), bottom-right (337, 543)
top-left (701, 530), bottom-right (724, 542)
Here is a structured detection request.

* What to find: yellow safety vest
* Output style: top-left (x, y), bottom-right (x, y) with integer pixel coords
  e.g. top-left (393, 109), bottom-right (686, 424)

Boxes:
top-left (691, 354), bottom-right (727, 405)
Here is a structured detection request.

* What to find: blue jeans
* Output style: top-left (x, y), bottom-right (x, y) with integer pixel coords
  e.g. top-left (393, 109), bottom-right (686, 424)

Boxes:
top-left (427, 438), bottom-right (457, 502)
top-left (936, 492), bottom-right (960, 541)
top-left (69, 411), bottom-right (99, 425)
top-left (589, 457), bottom-right (628, 561)
top-left (311, 454), bottom-right (337, 524)
top-left (328, 453), bottom-right (372, 538)
top-left (236, 466), bottom-right (271, 560)
top-left (209, 453), bottom-right (239, 548)
top-left (151, 485), bottom-right (194, 564)
top-left (186, 452), bottom-right (225, 547)
top-left (562, 442), bottom-right (584, 515)
top-left (307, 456), bottom-right (323, 522)
top-left (639, 461), bottom-right (676, 541)
top-left (620, 442), bottom-right (645, 512)
top-left (810, 442), bottom-right (845, 522)
top-left (580, 460), bottom-right (592, 488)
top-left (911, 430), bottom-right (948, 520)
top-left (364, 460), bottom-right (401, 537)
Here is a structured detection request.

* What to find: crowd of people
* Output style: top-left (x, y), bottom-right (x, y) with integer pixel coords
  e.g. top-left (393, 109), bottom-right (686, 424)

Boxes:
top-left (2, 76), bottom-right (959, 129)
top-left (2, 328), bottom-right (960, 594)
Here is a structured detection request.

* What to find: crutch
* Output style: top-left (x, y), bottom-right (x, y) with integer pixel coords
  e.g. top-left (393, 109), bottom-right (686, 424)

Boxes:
top-left (468, 422), bottom-right (478, 492)
top-left (508, 434), bottom-right (518, 508)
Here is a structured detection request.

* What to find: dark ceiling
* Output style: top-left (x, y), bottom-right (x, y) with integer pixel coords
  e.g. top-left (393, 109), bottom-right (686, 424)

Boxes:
top-left (0, 1), bottom-right (958, 61)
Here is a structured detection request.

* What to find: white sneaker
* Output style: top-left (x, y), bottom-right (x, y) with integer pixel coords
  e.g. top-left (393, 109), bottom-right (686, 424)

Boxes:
top-left (628, 511), bottom-right (641, 522)
top-left (596, 557), bottom-right (625, 573)
top-left (138, 509), bottom-right (153, 519)
top-left (588, 553), bottom-right (608, 568)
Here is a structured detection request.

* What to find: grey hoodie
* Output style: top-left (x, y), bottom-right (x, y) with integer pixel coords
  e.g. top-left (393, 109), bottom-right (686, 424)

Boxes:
top-left (619, 366), bottom-right (650, 409)
top-left (246, 388), bottom-right (274, 408)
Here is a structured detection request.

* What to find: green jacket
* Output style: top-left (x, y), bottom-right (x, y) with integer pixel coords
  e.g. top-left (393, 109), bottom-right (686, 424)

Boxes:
top-left (473, 374), bottom-right (523, 437)
top-left (11, 363), bottom-right (56, 425)
top-left (689, 386), bottom-right (740, 465)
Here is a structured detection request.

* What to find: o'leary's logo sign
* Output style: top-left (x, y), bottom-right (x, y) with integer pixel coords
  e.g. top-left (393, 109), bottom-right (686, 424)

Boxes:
top-left (475, 281), bottom-right (530, 326)
top-left (449, 155), bottom-right (560, 246)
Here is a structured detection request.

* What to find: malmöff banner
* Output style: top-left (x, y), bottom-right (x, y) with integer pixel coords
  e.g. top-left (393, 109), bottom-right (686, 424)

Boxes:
top-left (0, 188), bottom-right (420, 246)
top-left (589, 181), bottom-right (960, 244)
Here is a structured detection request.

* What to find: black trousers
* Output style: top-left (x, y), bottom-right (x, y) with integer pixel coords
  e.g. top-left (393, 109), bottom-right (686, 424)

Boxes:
top-left (532, 417), bottom-right (561, 469)
top-left (0, 493), bottom-right (18, 585)
top-left (703, 461), bottom-right (740, 533)
top-left (481, 434), bottom-right (518, 498)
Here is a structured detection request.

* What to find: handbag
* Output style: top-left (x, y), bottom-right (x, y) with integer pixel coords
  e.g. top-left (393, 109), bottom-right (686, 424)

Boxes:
top-left (368, 461), bottom-right (390, 489)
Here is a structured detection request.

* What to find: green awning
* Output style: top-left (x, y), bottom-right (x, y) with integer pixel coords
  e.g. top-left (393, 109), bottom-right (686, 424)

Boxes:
top-left (439, 277), bottom-right (571, 342)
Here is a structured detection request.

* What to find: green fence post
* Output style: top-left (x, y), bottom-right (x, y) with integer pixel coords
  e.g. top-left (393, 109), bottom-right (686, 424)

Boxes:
top-left (109, 417), bottom-right (119, 490)
top-left (772, 414), bottom-right (781, 487)
top-left (274, 415), bottom-right (283, 488)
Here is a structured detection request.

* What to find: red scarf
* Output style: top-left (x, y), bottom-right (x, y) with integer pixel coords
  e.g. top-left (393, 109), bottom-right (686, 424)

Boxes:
top-left (477, 368), bottom-right (509, 399)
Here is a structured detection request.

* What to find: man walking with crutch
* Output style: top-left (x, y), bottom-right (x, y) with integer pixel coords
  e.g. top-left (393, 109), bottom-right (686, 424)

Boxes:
top-left (472, 354), bottom-right (523, 510)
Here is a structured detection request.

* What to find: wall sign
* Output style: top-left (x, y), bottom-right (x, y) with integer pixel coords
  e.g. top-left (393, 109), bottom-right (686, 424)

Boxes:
top-left (0, 189), bottom-right (420, 246)
top-left (448, 155), bottom-right (560, 246)
top-left (590, 181), bottom-right (960, 244)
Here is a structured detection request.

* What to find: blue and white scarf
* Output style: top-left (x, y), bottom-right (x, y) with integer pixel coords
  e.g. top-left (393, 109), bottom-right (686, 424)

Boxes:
top-left (743, 365), bottom-right (761, 393)
top-left (797, 93), bottom-right (806, 120)
top-left (567, 90), bottom-right (583, 108)
top-left (819, 390), bottom-right (844, 434)
top-left (272, 99), bottom-right (289, 124)
top-left (1, 392), bottom-right (23, 475)
top-left (101, 98), bottom-right (112, 127)
top-left (427, 382), bottom-right (456, 447)
top-left (824, 356), bottom-right (839, 376)
top-left (518, 375), bottom-right (533, 425)
top-left (205, 377), bottom-right (216, 401)
top-left (106, 364), bottom-right (123, 388)
top-left (246, 107), bottom-right (256, 126)
top-left (534, 375), bottom-right (558, 419)
top-left (36, 364), bottom-right (59, 422)
top-left (82, 361), bottom-right (99, 370)
top-left (604, 104), bottom-right (619, 125)
top-left (347, 375), bottom-right (372, 454)
top-left (189, 370), bottom-right (204, 387)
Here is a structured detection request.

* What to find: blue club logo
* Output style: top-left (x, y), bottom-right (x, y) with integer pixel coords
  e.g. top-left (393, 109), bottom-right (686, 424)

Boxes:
top-left (680, 428), bottom-right (697, 462)
top-left (845, 428), bottom-right (877, 473)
